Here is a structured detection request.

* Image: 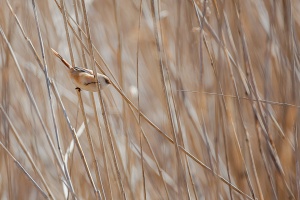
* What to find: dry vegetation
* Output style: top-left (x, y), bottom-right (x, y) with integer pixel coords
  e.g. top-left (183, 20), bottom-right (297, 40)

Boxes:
top-left (0, 0), bottom-right (300, 199)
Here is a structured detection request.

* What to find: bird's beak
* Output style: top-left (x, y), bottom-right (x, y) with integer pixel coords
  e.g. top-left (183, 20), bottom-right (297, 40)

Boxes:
top-left (105, 77), bottom-right (111, 85)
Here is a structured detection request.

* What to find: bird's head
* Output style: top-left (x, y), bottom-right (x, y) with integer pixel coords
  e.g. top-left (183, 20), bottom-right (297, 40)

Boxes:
top-left (97, 74), bottom-right (111, 88)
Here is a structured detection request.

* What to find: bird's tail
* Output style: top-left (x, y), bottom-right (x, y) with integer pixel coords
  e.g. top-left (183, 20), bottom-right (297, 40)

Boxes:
top-left (51, 48), bottom-right (73, 70)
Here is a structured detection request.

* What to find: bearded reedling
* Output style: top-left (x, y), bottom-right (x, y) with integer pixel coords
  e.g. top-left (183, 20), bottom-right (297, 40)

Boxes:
top-left (51, 48), bottom-right (110, 92)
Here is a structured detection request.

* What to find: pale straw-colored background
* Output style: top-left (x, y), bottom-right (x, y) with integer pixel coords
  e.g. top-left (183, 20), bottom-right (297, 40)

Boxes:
top-left (0, 0), bottom-right (299, 199)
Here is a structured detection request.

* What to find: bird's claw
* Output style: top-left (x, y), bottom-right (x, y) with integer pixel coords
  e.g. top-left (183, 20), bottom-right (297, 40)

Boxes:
top-left (75, 87), bottom-right (81, 92)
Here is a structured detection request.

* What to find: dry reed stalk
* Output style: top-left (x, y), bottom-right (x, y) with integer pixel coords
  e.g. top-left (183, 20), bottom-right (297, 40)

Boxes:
top-left (2, 0), bottom-right (300, 199)
top-left (76, 89), bottom-right (102, 199)
top-left (70, 5), bottom-right (108, 196)
top-left (151, 2), bottom-right (189, 198)
top-left (5, 3), bottom-right (76, 193)
top-left (50, 80), bottom-right (100, 198)
top-left (215, 1), bottom-right (264, 198)
top-left (202, 33), bottom-right (234, 199)
top-left (46, 4), bottom-right (180, 197)
top-left (78, 0), bottom-right (127, 198)
top-left (0, 139), bottom-right (48, 199)
top-left (73, 0), bottom-right (107, 198)
top-left (31, 0), bottom-right (76, 196)
top-left (233, 1), bottom-right (294, 199)
top-left (1, 13), bottom-right (13, 200)
top-left (55, 0), bottom-right (101, 198)
top-left (0, 25), bottom-right (63, 199)
top-left (45, 1), bottom-right (185, 159)
top-left (0, 11), bottom-right (254, 197)
top-left (196, 1), bottom-right (260, 199)
top-left (49, 0), bottom-right (187, 153)
top-left (112, 73), bottom-right (252, 198)
top-left (136, 0), bottom-right (147, 199)
top-left (124, 98), bottom-right (171, 198)
top-left (0, 105), bottom-right (54, 199)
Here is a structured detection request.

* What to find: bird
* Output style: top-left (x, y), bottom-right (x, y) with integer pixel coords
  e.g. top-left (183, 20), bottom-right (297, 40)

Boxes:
top-left (51, 48), bottom-right (111, 92)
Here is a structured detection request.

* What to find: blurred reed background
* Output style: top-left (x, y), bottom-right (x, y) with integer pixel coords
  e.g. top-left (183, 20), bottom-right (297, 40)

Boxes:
top-left (0, 0), bottom-right (299, 199)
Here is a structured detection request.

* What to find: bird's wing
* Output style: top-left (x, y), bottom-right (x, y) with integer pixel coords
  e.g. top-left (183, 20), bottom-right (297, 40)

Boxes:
top-left (73, 66), bottom-right (94, 75)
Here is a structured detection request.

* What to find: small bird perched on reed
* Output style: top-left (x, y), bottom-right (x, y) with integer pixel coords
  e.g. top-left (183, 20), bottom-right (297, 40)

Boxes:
top-left (51, 48), bottom-right (110, 92)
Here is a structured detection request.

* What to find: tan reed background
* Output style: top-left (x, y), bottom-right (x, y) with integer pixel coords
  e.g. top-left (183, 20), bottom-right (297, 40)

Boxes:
top-left (0, 0), bottom-right (299, 199)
